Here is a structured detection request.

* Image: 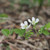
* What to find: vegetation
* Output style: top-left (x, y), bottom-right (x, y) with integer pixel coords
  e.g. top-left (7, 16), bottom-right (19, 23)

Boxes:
top-left (0, 0), bottom-right (50, 50)
top-left (1, 17), bottom-right (50, 39)
top-left (0, 14), bottom-right (8, 17)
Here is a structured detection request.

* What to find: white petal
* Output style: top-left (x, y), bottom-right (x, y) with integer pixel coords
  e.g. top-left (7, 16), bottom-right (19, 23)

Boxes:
top-left (20, 23), bottom-right (24, 26)
top-left (28, 19), bottom-right (32, 23)
top-left (21, 26), bottom-right (25, 29)
top-left (26, 24), bottom-right (31, 29)
top-left (24, 21), bottom-right (28, 25)
top-left (32, 17), bottom-right (35, 21)
top-left (35, 18), bottom-right (39, 23)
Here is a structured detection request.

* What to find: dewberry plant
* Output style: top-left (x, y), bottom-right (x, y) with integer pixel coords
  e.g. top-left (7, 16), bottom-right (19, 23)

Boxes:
top-left (1, 17), bottom-right (50, 39)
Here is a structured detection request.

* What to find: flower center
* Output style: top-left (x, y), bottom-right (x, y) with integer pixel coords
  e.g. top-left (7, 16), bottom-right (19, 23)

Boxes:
top-left (32, 21), bottom-right (35, 24)
top-left (24, 25), bottom-right (27, 28)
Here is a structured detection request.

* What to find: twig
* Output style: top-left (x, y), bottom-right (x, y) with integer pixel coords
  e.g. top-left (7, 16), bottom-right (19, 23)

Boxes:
top-left (15, 40), bottom-right (37, 49)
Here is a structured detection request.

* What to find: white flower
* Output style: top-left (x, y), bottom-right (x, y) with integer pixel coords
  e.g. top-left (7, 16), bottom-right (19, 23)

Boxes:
top-left (20, 21), bottom-right (31, 29)
top-left (28, 17), bottom-right (39, 25)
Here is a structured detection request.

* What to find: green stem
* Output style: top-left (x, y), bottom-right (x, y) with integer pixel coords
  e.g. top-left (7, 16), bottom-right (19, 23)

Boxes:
top-left (33, 25), bottom-right (37, 33)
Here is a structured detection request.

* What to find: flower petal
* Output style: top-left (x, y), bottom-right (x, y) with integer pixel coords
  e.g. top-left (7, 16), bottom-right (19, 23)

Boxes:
top-left (20, 23), bottom-right (24, 26)
top-left (32, 17), bottom-right (35, 21)
top-left (26, 24), bottom-right (31, 29)
top-left (24, 21), bottom-right (28, 25)
top-left (21, 27), bottom-right (25, 29)
top-left (28, 19), bottom-right (32, 23)
top-left (35, 18), bottom-right (39, 23)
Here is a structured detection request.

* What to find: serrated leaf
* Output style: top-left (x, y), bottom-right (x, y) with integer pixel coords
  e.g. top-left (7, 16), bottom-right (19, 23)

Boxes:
top-left (25, 31), bottom-right (34, 39)
top-left (14, 29), bottom-right (26, 36)
top-left (1, 29), bottom-right (10, 36)
top-left (39, 25), bottom-right (50, 36)
top-left (45, 22), bottom-right (50, 29)
top-left (39, 26), bottom-right (45, 34)
top-left (43, 30), bottom-right (50, 36)
top-left (10, 29), bottom-right (14, 34)
top-left (27, 30), bottom-right (34, 35)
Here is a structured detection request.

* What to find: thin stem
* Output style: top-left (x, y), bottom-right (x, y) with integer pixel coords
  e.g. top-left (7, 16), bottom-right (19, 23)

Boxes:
top-left (33, 25), bottom-right (37, 34)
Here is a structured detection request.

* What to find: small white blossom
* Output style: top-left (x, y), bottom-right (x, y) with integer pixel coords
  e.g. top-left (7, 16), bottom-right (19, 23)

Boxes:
top-left (20, 21), bottom-right (31, 29)
top-left (28, 17), bottom-right (39, 25)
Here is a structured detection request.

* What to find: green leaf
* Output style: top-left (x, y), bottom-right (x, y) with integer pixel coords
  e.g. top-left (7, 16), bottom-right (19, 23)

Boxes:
top-left (39, 25), bottom-right (50, 36)
top-left (39, 26), bottom-right (45, 34)
top-left (14, 29), bottom-right (26, 36)
top-left (25, 30), bottom-right (34, 39)
top-left (43, 30), bottom-right (50, 36)
top-left (10, 29), bottom-right (14, 34)
top-left (27, 30), bottom-right (34, 35)
top-left (45, 22), bottom-right (50, 29)
top-left (0, 14), bottom-right (8, 17)
top-left (1, 29), bottom-right (10, 36)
